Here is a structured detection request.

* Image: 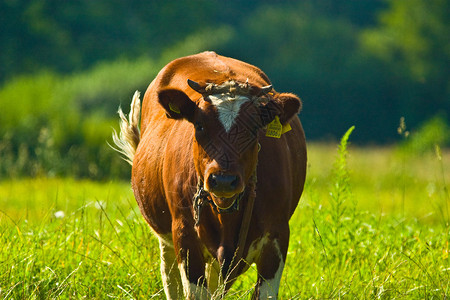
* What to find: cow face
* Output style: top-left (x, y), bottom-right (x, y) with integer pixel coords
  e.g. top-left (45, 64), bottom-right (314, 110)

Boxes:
top-left (158, 80), bottom-right (301, 210)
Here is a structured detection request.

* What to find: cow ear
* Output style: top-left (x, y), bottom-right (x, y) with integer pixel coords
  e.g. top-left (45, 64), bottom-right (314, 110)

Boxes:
top-left (158, 88), bottom-right (197, 121)
top-left (260, 93), bottom-right (302, 126)
top-left (274, 93), bottom-right (302, 124)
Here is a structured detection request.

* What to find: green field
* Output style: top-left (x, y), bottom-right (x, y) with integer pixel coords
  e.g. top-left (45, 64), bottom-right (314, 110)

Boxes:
top-left (1, 141), bottom-right (449, 299)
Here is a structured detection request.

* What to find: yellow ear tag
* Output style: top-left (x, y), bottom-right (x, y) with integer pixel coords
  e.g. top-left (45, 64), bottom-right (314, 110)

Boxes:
top-left (266, 116), bottom-right (283, 138)
top-left (281, 122), bottom-right (292, 134)
top-left (169, 102), bottom-right (180, 114)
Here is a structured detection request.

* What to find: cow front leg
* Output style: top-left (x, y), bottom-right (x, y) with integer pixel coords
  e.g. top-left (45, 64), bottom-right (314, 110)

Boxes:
top-left (173, 222), bottom-right (209, 299)
top-left (158, 236), bottom-right (182, 299)
top-left (253, 239), bottom-right (287, 299)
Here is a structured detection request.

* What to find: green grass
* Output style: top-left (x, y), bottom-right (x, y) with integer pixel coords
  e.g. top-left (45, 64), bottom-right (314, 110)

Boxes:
top-left (1, 140), bottom-right (449, 298)
top-left (0, 179), bottom-right (162, 298)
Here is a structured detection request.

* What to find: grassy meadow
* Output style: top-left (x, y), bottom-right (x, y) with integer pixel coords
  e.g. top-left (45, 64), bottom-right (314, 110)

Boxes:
top-left (0, 138), bottom-right (449, 298)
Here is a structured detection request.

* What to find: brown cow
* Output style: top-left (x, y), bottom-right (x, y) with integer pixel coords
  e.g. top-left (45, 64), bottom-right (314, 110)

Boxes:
top-left (113, 51), bottom-right (307, 299)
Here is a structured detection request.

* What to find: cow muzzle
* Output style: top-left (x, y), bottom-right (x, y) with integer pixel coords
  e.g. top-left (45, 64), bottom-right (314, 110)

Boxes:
top-left (205, 173), bottom-right (243, 209)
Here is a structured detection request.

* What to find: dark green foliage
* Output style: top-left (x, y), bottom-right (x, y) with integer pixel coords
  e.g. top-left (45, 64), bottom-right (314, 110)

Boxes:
top-left (0, 0), bottom-right (448, 178)
top-left (0, 0), bottom-right (218, 78)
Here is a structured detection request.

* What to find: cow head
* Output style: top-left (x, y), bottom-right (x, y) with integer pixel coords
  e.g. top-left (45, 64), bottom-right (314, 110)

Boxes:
top-left (158, 80), bottom-right (301, 210)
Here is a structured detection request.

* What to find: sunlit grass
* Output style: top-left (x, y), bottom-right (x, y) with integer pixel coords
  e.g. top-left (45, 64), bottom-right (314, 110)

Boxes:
top-left (283, 132), bottom-right (449, 298)
top-left (0, 179), bottom-right (163, 298)
top-left (1, 141), bottom-right (449, 298)
top-left (307, 142), bottom-right (450, 222)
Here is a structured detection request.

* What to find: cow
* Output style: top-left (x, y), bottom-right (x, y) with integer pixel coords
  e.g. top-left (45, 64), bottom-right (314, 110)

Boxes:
top-left (112, 51), bottom-right (307, 299)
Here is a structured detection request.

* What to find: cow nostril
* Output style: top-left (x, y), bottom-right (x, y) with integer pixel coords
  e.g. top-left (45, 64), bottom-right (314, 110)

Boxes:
top-left (208, 174), bottom-right (240, 192)
top-left (208, 174), bottom-right (218, 188)
top-left (230, 176), bottom-right (239, 189)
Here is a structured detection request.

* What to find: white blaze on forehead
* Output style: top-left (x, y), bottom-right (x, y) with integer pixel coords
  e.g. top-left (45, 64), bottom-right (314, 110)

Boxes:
top-left (209, 94), bottom-right (250, 132)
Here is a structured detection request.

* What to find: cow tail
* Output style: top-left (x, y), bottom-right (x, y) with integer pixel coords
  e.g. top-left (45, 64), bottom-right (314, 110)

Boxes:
top-left (111, 91), bottom-right (141, 165)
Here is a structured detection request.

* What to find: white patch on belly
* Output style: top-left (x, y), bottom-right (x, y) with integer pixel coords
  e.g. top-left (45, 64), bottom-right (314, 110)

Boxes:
top-left (209, 94), bottom-right (250, 132)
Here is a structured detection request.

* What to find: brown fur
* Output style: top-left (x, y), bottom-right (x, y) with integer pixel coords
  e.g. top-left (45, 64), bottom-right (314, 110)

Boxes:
top-left (117, 51), bottom-right (307, 299)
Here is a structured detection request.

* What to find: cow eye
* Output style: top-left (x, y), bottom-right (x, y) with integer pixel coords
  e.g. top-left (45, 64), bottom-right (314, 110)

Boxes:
top-left (194, 122), bottom-right (204, 132)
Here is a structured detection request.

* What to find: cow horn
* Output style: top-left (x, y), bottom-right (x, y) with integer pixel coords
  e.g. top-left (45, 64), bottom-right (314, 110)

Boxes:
top-left (187, 79), bottom-right (203, 93)
top-left (260, 85), bottom-right (272, 94)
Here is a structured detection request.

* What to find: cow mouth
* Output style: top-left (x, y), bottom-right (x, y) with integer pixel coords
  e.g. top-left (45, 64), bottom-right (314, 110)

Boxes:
top-left (210, 193), bottom-right (239, 210)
